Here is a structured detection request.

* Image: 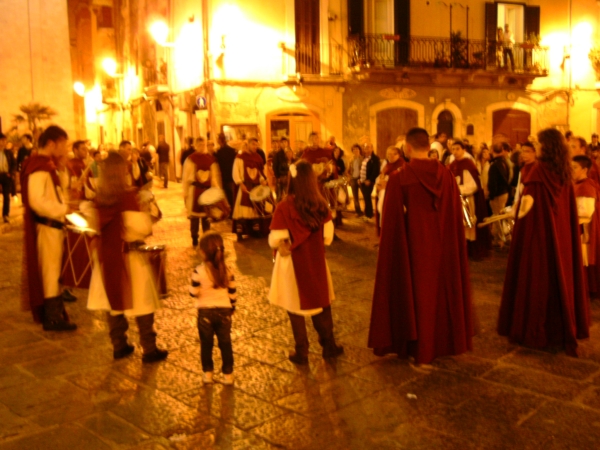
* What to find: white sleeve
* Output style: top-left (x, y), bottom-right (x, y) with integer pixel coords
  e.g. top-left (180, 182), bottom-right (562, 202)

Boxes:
top-left (211, 162), bottom-right (222, 189)
top-left (132, 162), bottom-right (140, 180)
top-left (576, 197), bottom-right (596, 221)
top-left (181, 159), bottom-right (194, 201)
top-left (232, 158), bottom-right (244, 185)
top-left (323, 220), bottom-right (334, 246)
top-left (518, 195), bottom-right (534, 219)
top-left (28, 172), bottom-right (68, 221)
top-left (459, 170), bottom-right (478, 196)
top-left (269, 229), bottom-right (290, 248)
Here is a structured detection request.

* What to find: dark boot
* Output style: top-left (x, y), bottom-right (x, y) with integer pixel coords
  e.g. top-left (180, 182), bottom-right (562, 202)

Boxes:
top-left (106, 313), bottom-right (134, 359)
top-left (42, 296), bottom-right (77, 331)
top-left (62, 289), bottom-right (77, 303)
top-left (287, 312), bottom-right (309, 364)
top-left (136, 314), bottom-right (168, 363)
top-left (311, 306), bottom-right (344, 358)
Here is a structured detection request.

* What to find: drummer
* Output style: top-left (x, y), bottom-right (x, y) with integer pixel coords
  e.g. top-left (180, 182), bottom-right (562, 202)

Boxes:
top-left (182, 137), bottom-right (223, 247)
top-left (232, 139), bottom-right (268, 239)
top-left (66, 140), bottom-right (89, 207)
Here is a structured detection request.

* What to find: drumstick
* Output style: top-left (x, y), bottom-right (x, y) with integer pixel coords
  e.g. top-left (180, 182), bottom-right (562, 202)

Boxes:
top-left (477, 212), bottom-right (514, 227)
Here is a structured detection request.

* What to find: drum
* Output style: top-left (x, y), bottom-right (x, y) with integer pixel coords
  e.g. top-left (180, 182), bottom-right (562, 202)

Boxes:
top-left (61, 226), bottom-right (93, 289)
top-left (137, 245), bottom-right (168, 298)
top-left (249, 185), bottom-right (274, 217)
top-left (323, 179), bottom-right (347, 211)
top-left (199, 187), bottom-right (230, 222)
top-left (139, 190), bottom-right (162, 223)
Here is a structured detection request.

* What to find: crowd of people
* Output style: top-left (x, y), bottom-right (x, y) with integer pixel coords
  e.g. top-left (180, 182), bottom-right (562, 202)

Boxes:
top-left (7, 121), bottom-right (600, 386)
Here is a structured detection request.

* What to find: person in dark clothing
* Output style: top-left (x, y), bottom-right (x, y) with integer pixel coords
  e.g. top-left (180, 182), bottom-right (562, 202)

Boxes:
top-left (358, 143), bottom-right (380, 220)
top-left (140, 142), bottom-right (154, 170)
top-left (488, 142), bottom-right (511, 244)
top-left (215, 133), bottom-right (237, 215)
top-left (252, 139), bottom-right (266, 164)
top-left (156, 135), bottom-right (170, 188)
top-left (17, 134), bottom-right (34, 171)
top-left (180, 137), bottom-right (195, 167)
top-left (0, 133), bottom-right (16, 222)
top-left (272, 137), bottom-right (290, 201)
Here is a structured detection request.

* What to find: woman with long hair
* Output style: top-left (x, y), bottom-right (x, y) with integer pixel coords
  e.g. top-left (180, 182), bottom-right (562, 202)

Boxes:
top-left (498, 129), bottom-right (590, 356)
top-left (268, 160), bottom-right (343, 364)
top-left (348, 144), bottom-right (363, 215)
top-left (476, 144), bottom-right (491, 198)
top-left (84, 152), bottom-right (168, 363)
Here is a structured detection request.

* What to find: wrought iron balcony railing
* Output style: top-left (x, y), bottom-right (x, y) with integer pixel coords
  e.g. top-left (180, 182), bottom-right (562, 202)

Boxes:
top-left (348, 34), bottom-right (548, 75)
top-left (143, 63), bottom-right (168, 88)
top-left (282, 42), bottom-right (344, 76)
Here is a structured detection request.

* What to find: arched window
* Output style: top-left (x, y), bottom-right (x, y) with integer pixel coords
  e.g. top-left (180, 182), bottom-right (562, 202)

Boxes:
top-left (437, 110), bottom-right (454, 138)
top-left (466, 124), bottom-right (474, 135)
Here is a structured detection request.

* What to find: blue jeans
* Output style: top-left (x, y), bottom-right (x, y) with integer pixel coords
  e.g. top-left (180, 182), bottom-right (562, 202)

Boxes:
top-left (197, 308), bottom-right (234, 374)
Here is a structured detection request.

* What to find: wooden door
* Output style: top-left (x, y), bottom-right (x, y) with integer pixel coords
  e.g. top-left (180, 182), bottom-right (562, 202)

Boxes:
top-left (267, 112), bottom-right (320, 151)
top-left (295, 0), bottom-right (320, 74)
top-left (376, 108), bottom-right (418, 158)
top-left (492, 109), bottom-right (531, 147)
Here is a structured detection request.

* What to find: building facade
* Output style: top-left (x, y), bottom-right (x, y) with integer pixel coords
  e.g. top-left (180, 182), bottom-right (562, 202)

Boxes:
top-left (69, 0), bottom-right (600, 169)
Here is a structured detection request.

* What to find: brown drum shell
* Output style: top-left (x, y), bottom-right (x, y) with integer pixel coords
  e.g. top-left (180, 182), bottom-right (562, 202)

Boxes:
top-left (138, 245), bottom-right (168, 297)
top-left (203, 199), bottom-right (230, 222)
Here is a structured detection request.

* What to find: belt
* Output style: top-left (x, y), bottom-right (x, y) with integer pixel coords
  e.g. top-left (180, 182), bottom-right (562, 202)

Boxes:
top-left (123, 240), bottom-right (146, 253)
top-left (32, 213), bottom-right (65, 230)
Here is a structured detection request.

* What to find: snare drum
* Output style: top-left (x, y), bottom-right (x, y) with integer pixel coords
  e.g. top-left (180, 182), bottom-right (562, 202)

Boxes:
top-left (61, 226), bottom-right (93, 289)
top-left (199, 188), bottom-right (230, 222)
top-left (249, 185), bottom-right (274, 217)
top-left (137, 245), bottom-right (168, 297)
top-left (323, 179), bottom-right (347, 211)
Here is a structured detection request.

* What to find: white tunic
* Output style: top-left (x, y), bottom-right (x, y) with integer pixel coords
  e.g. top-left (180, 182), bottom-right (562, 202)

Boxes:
top-left (268, 221), bottom-right (335, 316)
top-left (82, 204), bottom-right (161, 317)
top-left (28, 171), bottom-right (68, 298)
top-left (181, 155), bottom-right (222, 215)
top-left (232, 156), bottom-right (265, 219)
top-left (576, 195), bottom-right (596, 267)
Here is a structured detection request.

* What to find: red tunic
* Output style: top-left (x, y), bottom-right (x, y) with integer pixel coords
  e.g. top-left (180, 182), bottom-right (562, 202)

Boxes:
top-left (449, 158), bottom-right (492, 259)
top-left (236, 151), bottom-right (264, 208)
top-left (270, 196), bottom-right (332, 310)
top-left (498, 163), bottom-right (590, 356)
top-left (589, 161), bottom-right (600, 187)
top-left (188, 152), bottom-right (216, 213)
top-left (301, 146), bottom-right (333, 165)
top-left (369, 158), bottom-right (474, 364)
top-left (21, 155), bottom-right (63, 322)
top-left (66, 157), bottom-right (86, 202)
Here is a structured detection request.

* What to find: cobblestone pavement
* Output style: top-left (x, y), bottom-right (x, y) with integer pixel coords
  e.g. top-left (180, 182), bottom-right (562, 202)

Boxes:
top-left (2, 182), bottom-right (600, 449)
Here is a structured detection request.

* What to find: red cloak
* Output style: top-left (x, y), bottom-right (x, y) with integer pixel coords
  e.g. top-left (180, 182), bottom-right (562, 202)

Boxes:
top-left (96, 190), bottom-right (140, 311)
top-left (449, 157), bottom-right (492, 259)
top-left (588, 161), bottom-right (600, 187)
top-left (301, 146), bottom-right (333, 165)
top-left (368, 158), bottom-right (474, 364)
top-left (188, 152), bottom-right (216, 213)
top-left (375, 158), bottom-right (405, 235)
top-left (574, 178), bottom-right (600, 295)
top-left (21, 154), bottom-right (63, 322)
top-left (270, 196), bottom-right (332, 310)
top-left (498, 163), bottom-right (590, 356)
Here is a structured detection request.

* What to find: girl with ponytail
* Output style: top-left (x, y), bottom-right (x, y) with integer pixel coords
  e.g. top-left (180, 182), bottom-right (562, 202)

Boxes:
top-left (189, 232), bottom-right (237, 384)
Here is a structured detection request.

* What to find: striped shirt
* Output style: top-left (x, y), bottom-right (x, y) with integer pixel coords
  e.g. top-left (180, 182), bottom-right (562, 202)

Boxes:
top-left (189, 263), bottom-right (237, 310)
top-left (360, 156), bottom-right (371, 182)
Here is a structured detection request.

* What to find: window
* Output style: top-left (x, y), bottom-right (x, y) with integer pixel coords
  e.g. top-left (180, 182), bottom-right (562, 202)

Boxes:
top-left (96, 6), bottom-right (113, 29)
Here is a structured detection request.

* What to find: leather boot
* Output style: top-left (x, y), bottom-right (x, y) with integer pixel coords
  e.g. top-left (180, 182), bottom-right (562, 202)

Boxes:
top-left (106, 313), bottom-right (134, 359)
top-left (287, 312), bottom-right (309, 364)
top-left (311, 306), bottom-right (343, 358)
top-left (42, 296), bottom-right (77, 331)
top-left (136, 314), bottom-right (168, 363)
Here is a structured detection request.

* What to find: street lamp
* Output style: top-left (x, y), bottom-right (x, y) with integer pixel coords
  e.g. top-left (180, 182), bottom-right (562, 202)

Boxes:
top-left (149, 20), bottom-right (174, 47)
top-left (73, 81), bottom-right (85, 97)
top-left (102, 57), bottom-right (121, 78)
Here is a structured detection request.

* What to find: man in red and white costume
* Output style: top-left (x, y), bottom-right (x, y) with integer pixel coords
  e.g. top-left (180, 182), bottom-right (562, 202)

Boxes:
top-left (21, 125), bottom-right (77, 331)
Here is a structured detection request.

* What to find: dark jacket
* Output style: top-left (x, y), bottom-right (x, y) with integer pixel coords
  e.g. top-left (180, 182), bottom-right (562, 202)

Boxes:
top-left (216, 144), bottom-right (237, 183)
top-left (488, 155), bottom-right (510, 199)
top-left (17, 147), bottom-right (30, 171)
top-left (272, 149), bottom-right (289, 178)
top-left (334, 156), bottom-right (346, 177)
top-left (1, 149), bottom-right (16, 174)
top-left (156, 142), bottom-right (170, 163)
top-left (180, 147), bottom-right (195, 166)
top-left (257, 148), bottom-right (266, 164)
top-left (362, 154), bottom-right (380, 184)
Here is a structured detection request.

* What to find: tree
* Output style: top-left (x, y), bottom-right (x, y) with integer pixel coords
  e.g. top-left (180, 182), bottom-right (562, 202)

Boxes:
top-left (12, 102), bottom-right (58, 141)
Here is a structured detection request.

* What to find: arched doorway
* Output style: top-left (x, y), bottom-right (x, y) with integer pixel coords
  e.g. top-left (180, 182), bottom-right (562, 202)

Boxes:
top-left (376, 107), bottom-right (418, 158)
top-left (493, 109), bottom-right (531, 147)
top-left (437, 110), bottom-right (454, 138)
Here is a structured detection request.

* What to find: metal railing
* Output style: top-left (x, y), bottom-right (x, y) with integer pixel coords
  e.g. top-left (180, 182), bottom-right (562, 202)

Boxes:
top-left (143, 64), bottom-right (168, 87)
top-left (347, 34), bottom-right (548, 74)
top-left (283, 42), bottom-right (344, 76)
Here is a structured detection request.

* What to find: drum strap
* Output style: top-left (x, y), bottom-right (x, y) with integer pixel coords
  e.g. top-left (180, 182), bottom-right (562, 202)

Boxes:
top-left (32, 212), bottom-right (65, 230)
top-left (123, 240), bottom-right (146, 253)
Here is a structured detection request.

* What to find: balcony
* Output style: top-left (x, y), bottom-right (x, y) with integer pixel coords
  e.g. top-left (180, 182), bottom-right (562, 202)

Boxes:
top-left (143, 63), bottom-right (169, 97)
top-left (347, 34), bottom-right (549, 88)
top-left (281, 42), bottom-right (344, 81)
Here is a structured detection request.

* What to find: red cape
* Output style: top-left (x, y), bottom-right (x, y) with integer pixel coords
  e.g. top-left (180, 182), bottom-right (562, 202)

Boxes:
top-left (574, 178), bottom-right (600, 267)
top-left (368, 158), bottom-right (473, 364)
top-left (270, 196), bottom-right (332, 310)
top-left (498, 163), bottom-right (590, 356)
top-left (301, 147), bottom-right (333, 164)
top-left (450, 157), bottom-right (492, 259)
top-left (21, 154), bottom-right (62, 322)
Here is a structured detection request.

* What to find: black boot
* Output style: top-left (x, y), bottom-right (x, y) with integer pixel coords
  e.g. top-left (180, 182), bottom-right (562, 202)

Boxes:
top-left (62, 289), bottom-right (77, 303)
top-left (136, 314), bottom-right (168, 363)
top-left (311, 306), bottom-right (343, 358)
top-left (42, 297), bottom-right (77, 331)
top-left (106, 313), bottom-right (134, 359)
top-left (287, 312), bottom-right (309, 364)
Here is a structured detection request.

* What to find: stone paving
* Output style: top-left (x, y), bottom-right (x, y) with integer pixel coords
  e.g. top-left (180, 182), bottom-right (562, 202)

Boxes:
top-left (2, 182), bottom-right (600, 449)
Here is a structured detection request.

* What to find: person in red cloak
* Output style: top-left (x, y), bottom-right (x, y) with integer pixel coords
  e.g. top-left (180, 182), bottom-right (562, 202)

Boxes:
top-left (21, 125), bottom-right (77, 331)
top-left (269, 160), bottom-right (343, 365)
top-left (368, 127), bottom-right (474, 364)
top-left (182, 137), bottom-right (225, 246)
top-left (232, 139), bottom-right (270, 238)
top-left (449, 140), bottom-right (492, 259)
top-left (572, 155), bottom-right (600, 297)
top-left (375, 145), bottom-right (405, 235)
top-left (498, 129), bottom-right (590, 356)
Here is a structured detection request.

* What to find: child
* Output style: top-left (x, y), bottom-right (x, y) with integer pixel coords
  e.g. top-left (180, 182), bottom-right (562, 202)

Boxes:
top-left (190, 232), bottom-right (236, 384)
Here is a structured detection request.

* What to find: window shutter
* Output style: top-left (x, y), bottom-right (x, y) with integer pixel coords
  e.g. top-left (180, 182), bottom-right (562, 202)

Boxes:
top-left (348, 0), bottom-right (364, 35)
top-left (395, 0), bottom-right (410, 64)
top-left (485, 3), bottom-right (497, 42)
top-left (524, 6), bottom-right (541, 40)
